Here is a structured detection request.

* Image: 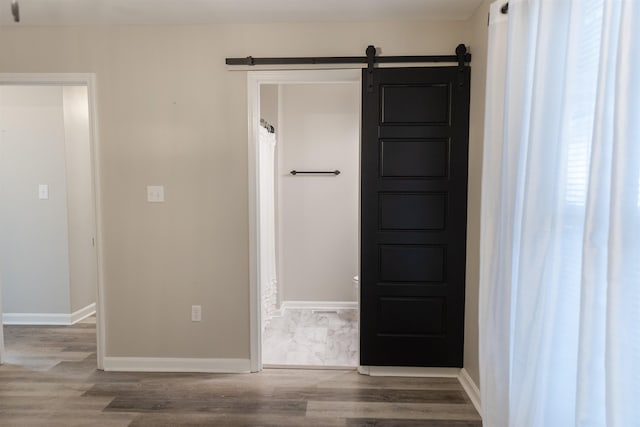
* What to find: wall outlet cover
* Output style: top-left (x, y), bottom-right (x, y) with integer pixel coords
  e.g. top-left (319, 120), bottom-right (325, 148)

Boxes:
top-left (146, 185), bottom-right (164, 202)
top-left (38, 184), bottom-right (49, 200)
top-left (191, 305), bottom-right (202, 322)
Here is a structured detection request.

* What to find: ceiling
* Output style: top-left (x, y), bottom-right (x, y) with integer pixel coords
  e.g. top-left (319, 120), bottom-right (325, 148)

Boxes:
top-left (1, 0), bottom-right (484, 26)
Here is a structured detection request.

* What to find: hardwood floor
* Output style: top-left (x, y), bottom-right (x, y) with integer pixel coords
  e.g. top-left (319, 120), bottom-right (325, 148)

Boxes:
top-left (0, 318), bottom-right (481, 426)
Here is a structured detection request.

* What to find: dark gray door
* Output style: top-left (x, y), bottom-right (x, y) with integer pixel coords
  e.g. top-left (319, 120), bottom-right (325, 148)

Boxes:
top-left (360, 66), bottom-right (470, 367)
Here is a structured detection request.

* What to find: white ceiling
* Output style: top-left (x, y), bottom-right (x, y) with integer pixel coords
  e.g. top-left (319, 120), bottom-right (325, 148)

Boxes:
top-left (1, 0), bottom-right (484, 26)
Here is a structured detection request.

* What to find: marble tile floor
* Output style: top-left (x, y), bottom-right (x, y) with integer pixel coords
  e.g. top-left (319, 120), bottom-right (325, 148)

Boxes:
top-left (262, 308), bottom-right (358, 367)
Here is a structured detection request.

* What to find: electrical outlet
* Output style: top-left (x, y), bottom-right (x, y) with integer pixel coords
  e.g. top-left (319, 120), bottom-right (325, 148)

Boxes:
top-left (38, 184), bottom-right (49, 200)
top-left (147, 185), bottom-right (164, 202)
top-left (191, 305), bottom-right (202, 322)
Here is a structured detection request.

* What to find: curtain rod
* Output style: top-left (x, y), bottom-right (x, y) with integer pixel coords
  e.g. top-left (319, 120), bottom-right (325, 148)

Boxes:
top-left (226, 44), bottom-right (471, 68)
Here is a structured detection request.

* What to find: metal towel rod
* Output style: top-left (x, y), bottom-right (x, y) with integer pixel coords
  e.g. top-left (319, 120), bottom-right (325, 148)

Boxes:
top-left (290, 170), bottom-right (340, 176)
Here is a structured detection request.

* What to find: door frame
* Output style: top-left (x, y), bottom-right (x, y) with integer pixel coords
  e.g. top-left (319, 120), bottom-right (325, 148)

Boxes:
top-left (0, 73), bottom-right (106, 369)
top-left (246, 69), bottom-right (361, 372)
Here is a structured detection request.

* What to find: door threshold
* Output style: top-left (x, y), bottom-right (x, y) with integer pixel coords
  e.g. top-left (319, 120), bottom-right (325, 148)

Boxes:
top-left (263, 363), bottom-right (357, 371)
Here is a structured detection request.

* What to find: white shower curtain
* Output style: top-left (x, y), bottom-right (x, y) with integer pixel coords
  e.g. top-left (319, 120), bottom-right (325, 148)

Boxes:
top-left (258, 126), bottom-right (278, 331)
top-left (480, 0), bottom-right (640, 426)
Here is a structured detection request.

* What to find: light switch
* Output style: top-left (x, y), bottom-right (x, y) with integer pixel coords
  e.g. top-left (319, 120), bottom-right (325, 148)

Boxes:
top-left (146, 185), bottom-right (165, 202)
top-left (191, 305), bottom-right (202, 322)
top-left (38, 184), bottom-right (49, 200)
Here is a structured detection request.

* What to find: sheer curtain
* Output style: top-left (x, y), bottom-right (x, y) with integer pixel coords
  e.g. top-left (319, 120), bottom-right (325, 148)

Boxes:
top-left (480, 1), bottom-right (640, 426)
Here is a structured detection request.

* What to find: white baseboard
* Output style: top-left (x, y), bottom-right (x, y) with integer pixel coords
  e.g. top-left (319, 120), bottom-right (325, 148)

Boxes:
top-left (102, 357), bottom-right (251, 373)
top-left (3, 302), bottom-right (96, 325)
top-left (271, 306), bottom-right (284, 317)
top-left (264, 363), bottom-right (356, 370)
top-left (3, 313), bottom-right (71, 325)
top-left (458, 368), bottom-right (482, 417)
top-left (358, 365), bottom-right (460, 377)
top-left (281, 300), bottom-right (358, 311)
top-left (71, 303), bottom-right (97, 324)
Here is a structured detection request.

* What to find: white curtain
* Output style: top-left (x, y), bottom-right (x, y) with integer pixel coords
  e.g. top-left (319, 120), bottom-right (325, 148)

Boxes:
top-left (480, 1), bottom-right (640, 426)
top-left (258, 126), bottom-right (278, 332)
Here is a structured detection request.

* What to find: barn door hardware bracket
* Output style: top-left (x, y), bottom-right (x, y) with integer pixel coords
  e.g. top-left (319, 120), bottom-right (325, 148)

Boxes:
top-left (455, 44), bottom-right (468, 69)
top-left (455, 44), bottom-right (469, 88)
top-left (366, 45), bottom-right (376, 93)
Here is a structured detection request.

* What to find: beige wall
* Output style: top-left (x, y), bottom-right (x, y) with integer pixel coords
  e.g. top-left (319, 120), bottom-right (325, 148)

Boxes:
top-left (0, 85), bottom-right (72, 314)
top-left (278, 83), bottom-right (359, 303)
top-left (0, 21), bottom-right (480, 361)
top-left (63, 85), bottom-right (98, 312)
top-left (464, 0), bottom-right (492, 387)
top-left (259, 84), bottom-right (278, 129)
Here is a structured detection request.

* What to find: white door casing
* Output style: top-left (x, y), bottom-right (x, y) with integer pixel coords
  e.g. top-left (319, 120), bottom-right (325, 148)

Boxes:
top-left (0, 73), bottom-right (105, 369)
top-left (246, 69), bottom-right (361, 372)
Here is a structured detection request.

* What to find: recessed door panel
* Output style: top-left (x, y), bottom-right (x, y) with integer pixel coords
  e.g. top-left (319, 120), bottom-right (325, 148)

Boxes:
top-left (379, 245), bottom-right (445, 282)
top-left (381, 84), bottom-right (450, 125)
top-left (380, 139), bottom-right (449, 178)
top-left (377, 297), bottom-right (445, 336)
top-left (379, 192), bottom-right (447, 231)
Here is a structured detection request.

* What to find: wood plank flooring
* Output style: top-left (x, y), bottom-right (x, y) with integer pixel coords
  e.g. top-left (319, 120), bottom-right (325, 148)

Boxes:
top-left (0, 319), bottom-right (481, 426)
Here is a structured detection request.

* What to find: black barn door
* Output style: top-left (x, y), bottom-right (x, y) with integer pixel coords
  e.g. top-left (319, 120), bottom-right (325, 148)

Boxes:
top-left (360, 66), bottom-right (470, 367)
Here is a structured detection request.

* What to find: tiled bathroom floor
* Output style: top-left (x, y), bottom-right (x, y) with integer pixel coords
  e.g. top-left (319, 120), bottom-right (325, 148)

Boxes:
top-left (262, 308), bottom-right (358, 367)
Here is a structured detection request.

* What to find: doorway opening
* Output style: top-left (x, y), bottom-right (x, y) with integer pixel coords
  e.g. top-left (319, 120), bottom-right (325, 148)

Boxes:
top-left (0, 74), bottom-right (104, 369)
top-left (248, 69), bottom-right (361, 371)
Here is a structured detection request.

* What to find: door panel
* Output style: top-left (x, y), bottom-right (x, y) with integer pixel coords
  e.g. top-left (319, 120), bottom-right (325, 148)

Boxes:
top-left (377, 297), bottom-right (446, 335)
top-left (381, 84), bottom-right (450, 124)
top-left (379, 192), bottom-right (447, 231)
top-left (360, 66), bottom-right (470, 367)
top-left (379, 245), bottom-right (445, 282)
top-left (380, 139), bottom-right (450, 177)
